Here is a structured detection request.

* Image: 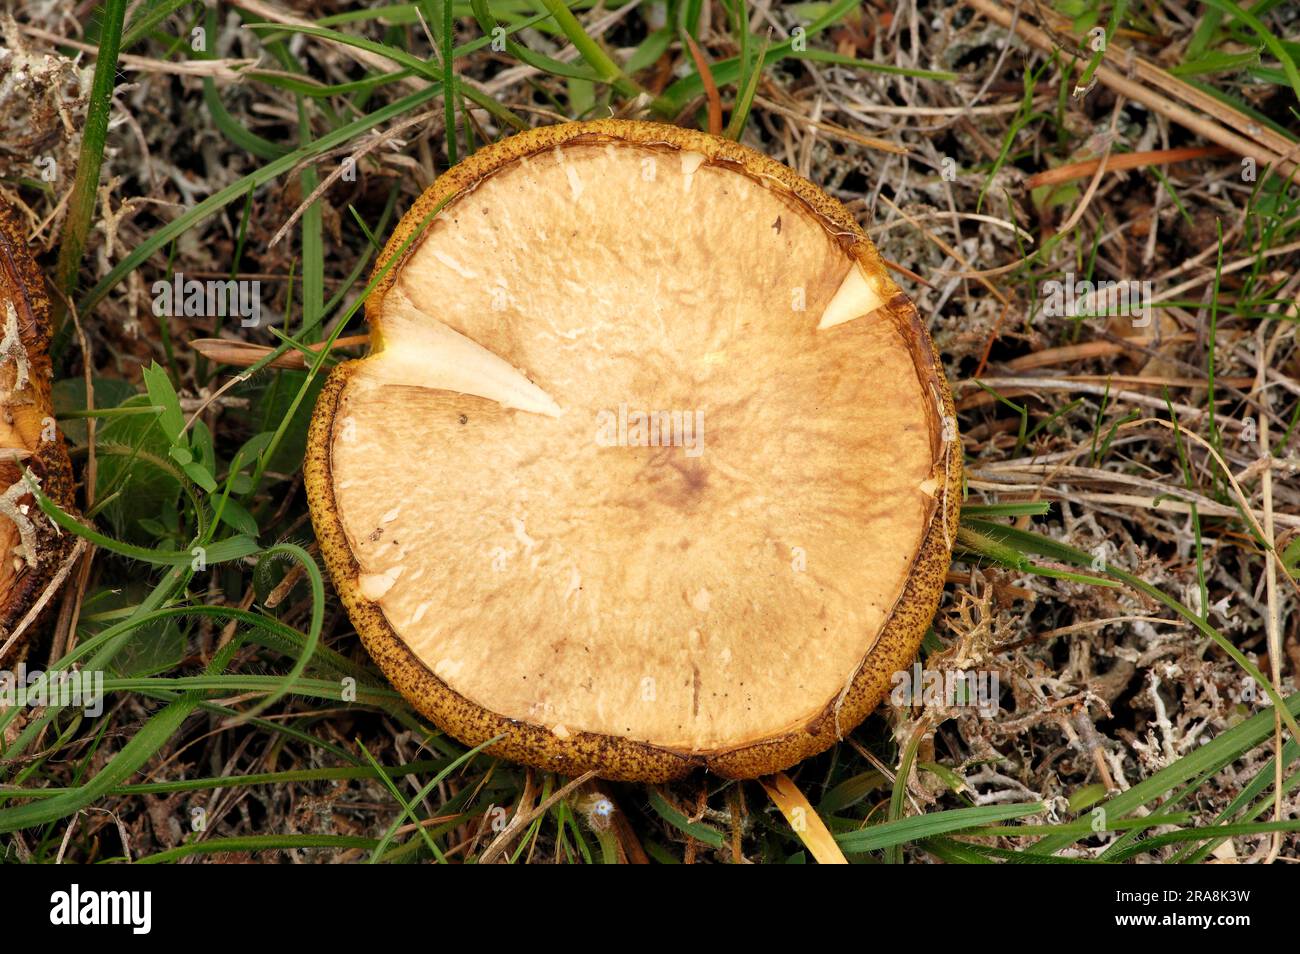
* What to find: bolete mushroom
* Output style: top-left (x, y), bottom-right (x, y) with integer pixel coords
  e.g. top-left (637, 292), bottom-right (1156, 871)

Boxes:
top-left (0, 200), bottom-right (77, 662)
top-left (305, 120), bottom-right (960, 781)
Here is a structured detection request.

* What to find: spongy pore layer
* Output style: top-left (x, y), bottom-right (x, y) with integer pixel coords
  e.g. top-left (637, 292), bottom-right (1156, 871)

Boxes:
top-left (320, 131), bottom-right (947, 757)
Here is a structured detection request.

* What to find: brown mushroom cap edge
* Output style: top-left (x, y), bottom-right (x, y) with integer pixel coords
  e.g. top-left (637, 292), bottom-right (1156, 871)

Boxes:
top-left (0, 200), bottom-right (78, 662)
top-left (304, 119), bottom-right (962, 782)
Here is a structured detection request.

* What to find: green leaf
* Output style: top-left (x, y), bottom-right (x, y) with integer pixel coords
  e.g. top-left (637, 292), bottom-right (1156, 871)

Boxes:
top-left (138, 834), bottom-right (381, 863)
top-left (625, 25), bottom-right (673, 74)
top-left (234, 431), bottom-right (277, 469)
top-left (79, 87), bottom-right (441, 317)
top-left (470, 0), bottom-right (601, 83)
top-left (1029, 689), bottom-right (1300, 856)
top-left (1068, 783), bottom-right (1108, 813)
top-left (1281, 535), bottom-right (1300, 578)
top-left (82, 584), bottom-right (188, 679)
top-left (191, 418), bottom-right (216, 473)
top-left (536, 0), bottom-right (649, 102)
top-left (647, 789), bottom-right (726, 848)
top-left (837, 802), bottom-right (1044, 853)
top-left (961, 501), bottom-right (1053, 517)
top-left (54, 0), bottom-right (127, 311)
top-left (182, 461), bottom-right (219, 493)
top-left (135, 518), bottom-right (172, 539)
top-left (51, 376), bottom-right (138, 444)
top-left (1169, 47), bottom-right (1262, 77)
top-left (0, 693), bottom-right (197, 834)
top-left (1195, 0), bottom-right (1300, 102)
top-left (922, 836), bottom-right (997, 863)
top-left (203, 78), bottom-right (290, 159)
top-left (93, 396), bottom-right (183, 541)
top-left (141, 362), bottom-right (187, 446)
top-left (658, 0), bottom-right (939, 111)
top-left (232, 371), bottom-right (326, 476)
top-left (819, 770), bottom-right (887, 814)
top-left (725, 26), bottom-right (771, 140)
top-left (217, 497), bottom-right (259, 537)
top-left (29, 474), bottom-right (257, 566)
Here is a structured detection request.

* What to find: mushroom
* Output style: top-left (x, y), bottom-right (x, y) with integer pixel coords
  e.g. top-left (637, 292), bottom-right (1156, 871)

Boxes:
top-left (0, 199), bottom-right (78, 662)
top-left (305, 120), bottom-right (961, 781)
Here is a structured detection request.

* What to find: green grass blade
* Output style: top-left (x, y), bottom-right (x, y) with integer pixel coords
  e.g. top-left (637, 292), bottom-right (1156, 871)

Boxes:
top-left (78, 87), bottom-right (439, 316)
top-left (54, 0), bottom-right (128, 316)
top-left (837, 802), bottom-right (1043, 854)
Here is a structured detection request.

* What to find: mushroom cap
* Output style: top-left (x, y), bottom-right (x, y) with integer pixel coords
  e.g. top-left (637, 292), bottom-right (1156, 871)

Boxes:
top-left (305, 120), bottom-right (961, 781)
top-left (0, 200), bottom-right (77, 662)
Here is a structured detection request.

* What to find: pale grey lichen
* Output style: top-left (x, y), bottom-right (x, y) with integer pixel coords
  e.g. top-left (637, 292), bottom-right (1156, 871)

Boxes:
top-left (0, 300), bottom-right (31, 395)
top-left (0, 471), bottom-right (45, 569)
